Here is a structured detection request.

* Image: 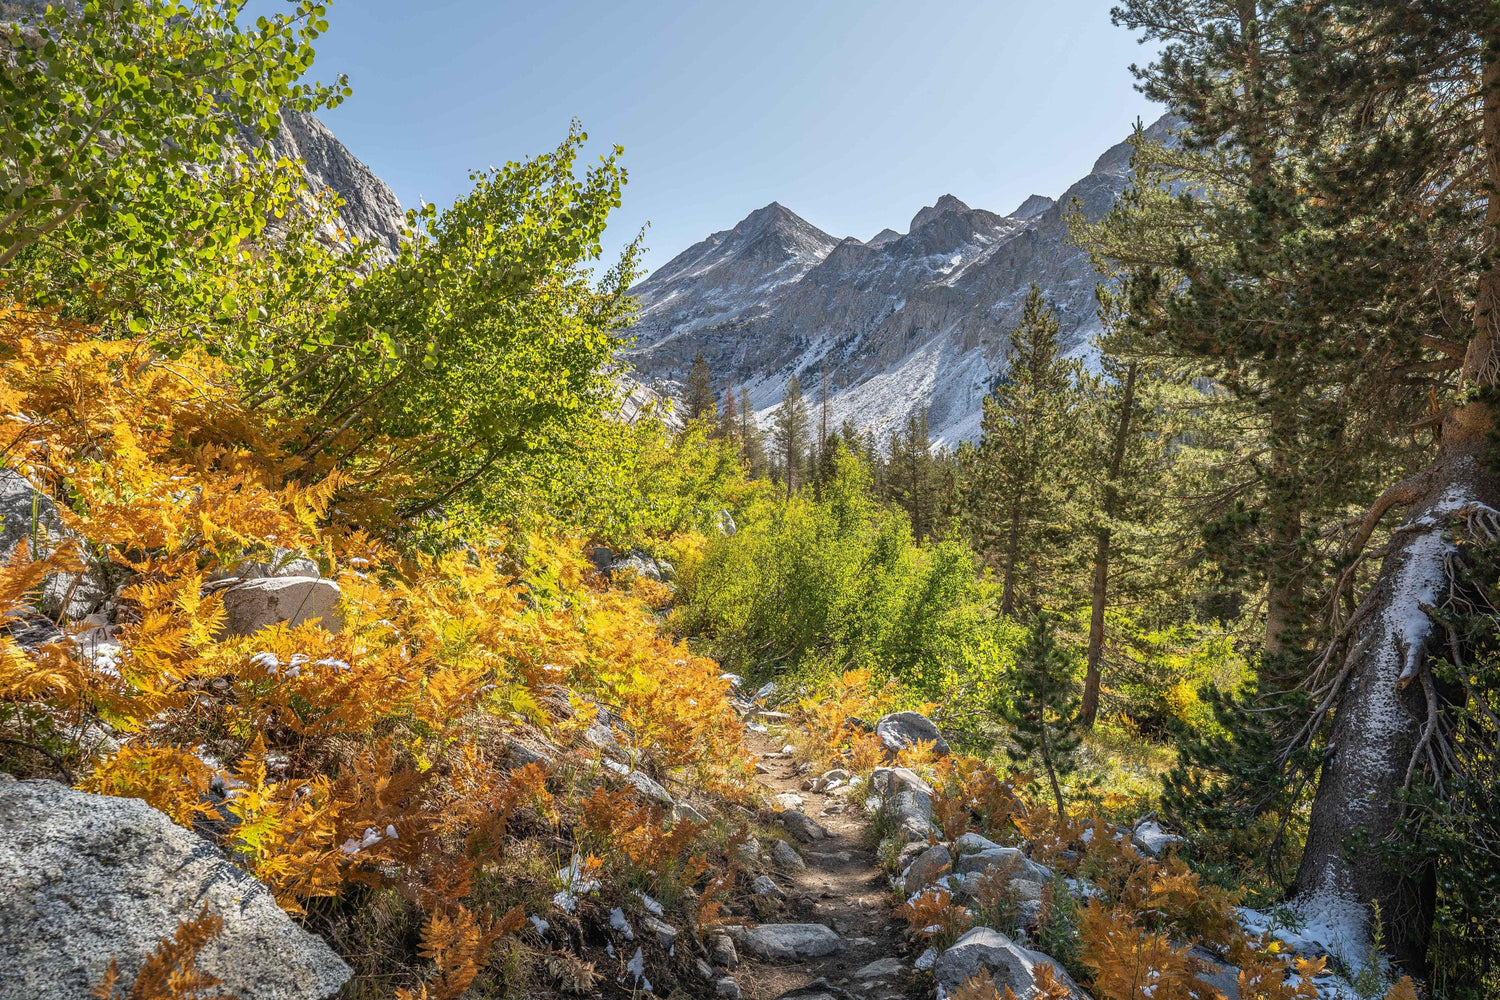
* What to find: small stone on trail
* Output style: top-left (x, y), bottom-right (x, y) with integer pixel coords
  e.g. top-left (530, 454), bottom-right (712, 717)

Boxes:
top-left (727, 922), bottom-right (845, 961)
top-left (773, 839), bottom-right (806, 869)
top-left (779, 809), bottom-right (829, 842)
top-left (710, 931), bottom-right (739, 969)
top-left (774, 792), bottom-right (806, 811)
top-left (716, 977), bottom-right (742, 998)
top-left (854, 957), bottom-right (904, 979)
top-left (752, 874), bottom-right (786, 898)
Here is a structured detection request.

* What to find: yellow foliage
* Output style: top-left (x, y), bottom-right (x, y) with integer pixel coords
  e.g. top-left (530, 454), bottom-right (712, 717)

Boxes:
top-left (0, 308), bottom-right (754, 986)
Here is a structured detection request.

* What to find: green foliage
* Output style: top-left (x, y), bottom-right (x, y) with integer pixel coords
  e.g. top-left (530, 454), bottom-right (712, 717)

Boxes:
top-left (671, 443), bottom-right (1018, 725)
top-left (1001, 611), bottom-right (1082, 815)
top-left (1, 0), bottom-right (356, 329)
top-left (257, 124), bottom-right (640, 520)
top-left (960, 284), bottom-right (1086, 616)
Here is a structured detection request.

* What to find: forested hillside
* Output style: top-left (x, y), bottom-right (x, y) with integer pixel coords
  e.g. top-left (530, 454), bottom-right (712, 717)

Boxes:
top-left (0, 4), bottom-right (1497, 1000)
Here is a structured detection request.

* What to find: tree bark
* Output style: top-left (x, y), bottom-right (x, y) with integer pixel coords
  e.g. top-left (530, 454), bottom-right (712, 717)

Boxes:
top-left (1081, 361), bottom-right (1138, 729)
top-left (1293, 37), bottom-right (1500, 974)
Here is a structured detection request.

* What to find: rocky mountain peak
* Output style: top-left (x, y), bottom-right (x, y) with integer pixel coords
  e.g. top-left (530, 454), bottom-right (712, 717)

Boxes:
top-left (867, 228), bottom-right (902, 247)
top-left (1007, 194), bottom-right (1055, 220)
top-left (909, 194), bottom-right (972, 232)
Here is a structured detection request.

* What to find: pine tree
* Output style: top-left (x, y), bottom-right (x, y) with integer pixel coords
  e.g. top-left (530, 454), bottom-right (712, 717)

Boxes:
top-left (886, 410), bottom-right (938, 542)
top-left (716, 383), bottom-right (739, 442)
top-left (1000, 611), bottom-right (1082, 817)
top-left (739, 386), bottom-right (768, 478)
top-left (773, 375), bottom-right (811, 497)
top-left (961, 285), bottom-right (1084, 616)
top-left (683, 352), bottom-right (715, 423)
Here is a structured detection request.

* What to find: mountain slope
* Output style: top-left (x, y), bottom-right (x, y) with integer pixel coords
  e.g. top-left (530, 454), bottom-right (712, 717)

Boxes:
top-left (623, 115), bottom-right (1179, 447)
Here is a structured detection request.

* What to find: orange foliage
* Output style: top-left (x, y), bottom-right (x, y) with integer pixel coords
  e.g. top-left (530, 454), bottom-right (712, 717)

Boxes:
top-left (1079, 899), bottom-right (1224, 1000)
top-left (93, 904), bottom-right (235, 1000)
top-left (899, 887), bottom-right (974, 948)
top-left (0, 308), bottom-right (751, 983)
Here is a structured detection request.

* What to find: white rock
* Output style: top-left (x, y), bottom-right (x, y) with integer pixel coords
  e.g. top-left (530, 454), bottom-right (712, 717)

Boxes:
top-left (874, 711), bottom-right (950, 756)
top-left (0, 779), bottom-right (350, 999)
top-left (1131, 819), bottom-right (1183, 858)
top-left (726, 923), bottom-right (844, 961)
top-left (219, 576), bottom-right (343, 636)
top-left (752, 874), bottom-right (786, 898)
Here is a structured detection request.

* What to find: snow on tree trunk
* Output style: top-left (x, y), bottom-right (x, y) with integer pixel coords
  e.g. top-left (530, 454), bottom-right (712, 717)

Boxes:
top-left (1293, 454), bottom-right (1500, 971)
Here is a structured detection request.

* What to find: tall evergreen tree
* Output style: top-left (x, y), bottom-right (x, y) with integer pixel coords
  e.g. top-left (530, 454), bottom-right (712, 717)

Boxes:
top-left (773, 375), bottom-right (811, 497)
top-left (961, 285), bottom-right (1084, 616)
top-left (886, 410), bottom-right (939, 542)
top-left (683, 352), bottom-right (715, 423)
top-left (716, 383), bottom-right (739, 442)
top-left (738, 386), bottom-right (768, 479)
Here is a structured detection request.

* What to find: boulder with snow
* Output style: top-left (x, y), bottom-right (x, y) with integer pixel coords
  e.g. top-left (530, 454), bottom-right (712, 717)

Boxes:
top-left (1131, 818), bottom-right (1183, 858)
top-left (0, 776), bottom-right (350, 1000)
top-left (933, 927), bottom-right (1086, 998)
top-left (874, 711), bottom-right (950, 757)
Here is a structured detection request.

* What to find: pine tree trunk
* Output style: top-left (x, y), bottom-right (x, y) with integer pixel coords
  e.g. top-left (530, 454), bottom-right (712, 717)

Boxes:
top-left (1293, 42), bottom-right (1500, 974)
top-left (1000, 506), bottom-right (1023, 617)
top-left (1081, 362), bottom-right (1137, 729)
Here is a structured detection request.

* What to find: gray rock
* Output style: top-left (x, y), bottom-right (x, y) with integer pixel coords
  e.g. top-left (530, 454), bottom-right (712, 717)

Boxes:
top-left (814, 768), bottom-right (852, 792)
top-left (1188, 946), bottom-right (1240, 1000)
top-left (601, 759), bottom-right (674, 807)
top-left (778, 809), bottom-right (828, 843)
top-left (0, 779), bottom-right (350, 999)
top-left (770, 980), bottom-right (859, 1000)
top-left (583, 719), bottom-right (627, 761)
top-left (752, 875), bottom-right (786, 898)
top-left (953, 831), bottom-right (1004, 854)
top-left (854, 956), bottom-right (904, 979)
top-left (504, 736), bottom-right (555, 768)
top-left (902, 844), bottom-right (951, 892)
top-left (694, 957), bottom-right (716, 981)
top-left (874, 711), bottom-right (950, 757)
top-left (209, 548), bottom-right (321, 582)
top-left (0, 470), bottom-right (103, 620)
top-left (610, 550), bottom-right (674, 583)
top-left (870, 766), bottom-right (934, 799)
top-left (933, 927), bottom-right (1086, 998)
top-left (716, 976), bottom-right (742, 998)
top-left (709, 931), bottom-right (738, 969)
top-left (727, 923), bottom-right (844, 961)
top-left (953, 846), bottom-right (1051, 885)
top-left (218, 576), bottom-right (343, 636)
top-left (772, 839), bottom-right (806, 870)
top-left (774, 792), bottom-right (806, 811)
top-left (641, 914), bottom-right (677, 947)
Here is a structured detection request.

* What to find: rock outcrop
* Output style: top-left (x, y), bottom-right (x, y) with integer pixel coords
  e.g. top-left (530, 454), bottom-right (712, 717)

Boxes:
top-left (874, 711), bottom-right (951, 757)
top-left (0, 776), bottom-right (350, 1000)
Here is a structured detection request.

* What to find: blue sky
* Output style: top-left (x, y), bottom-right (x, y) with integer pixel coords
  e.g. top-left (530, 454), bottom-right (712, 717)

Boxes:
top-left (270, 0), bottom-right (1162, 276)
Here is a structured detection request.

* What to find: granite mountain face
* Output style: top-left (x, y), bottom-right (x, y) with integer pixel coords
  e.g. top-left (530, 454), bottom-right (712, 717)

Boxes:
top-left (622, 115), bottom-right (1179, 446)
